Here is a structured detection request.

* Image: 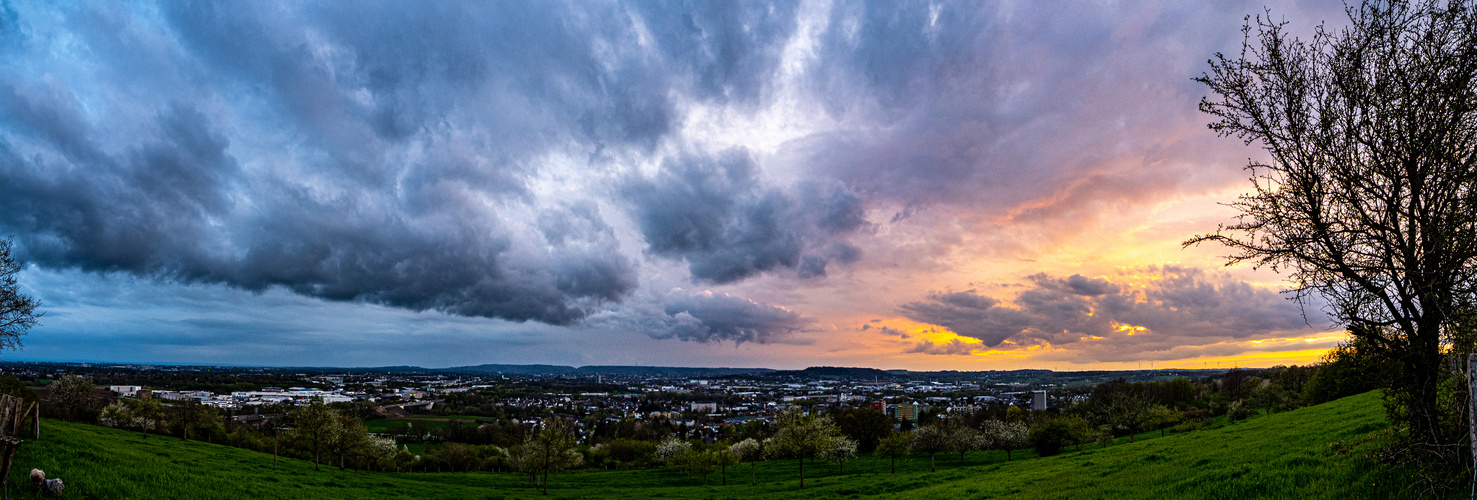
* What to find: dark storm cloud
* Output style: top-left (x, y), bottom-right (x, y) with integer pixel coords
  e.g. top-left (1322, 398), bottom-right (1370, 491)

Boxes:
top-left (0, 1), bottom-right (812, 325)
top-left (900, 266), bottom-right (1325, 358)
top-left (627, 1), bottom-right (801, 106)
top-left (899, 290), bottom-right (1032, 346)
top-left (592, 288), bottom-right (811, 344)
top-left (623, 147), bottom-right (868, 283)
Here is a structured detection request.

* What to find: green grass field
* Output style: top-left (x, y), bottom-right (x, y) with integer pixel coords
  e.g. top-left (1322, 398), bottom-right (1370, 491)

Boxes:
top-left (363, 419), bottom-right (452, 433)
top-left (364, 416), bottom-right (495, 433)
top-left (0, 391), bottom-right (1413, 499)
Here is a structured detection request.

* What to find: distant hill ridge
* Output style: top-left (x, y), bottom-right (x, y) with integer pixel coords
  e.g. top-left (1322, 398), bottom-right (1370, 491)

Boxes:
top-left (767, 366), bottom-right (898, 379)
top-left (439, 364), bottom-right (777, 377)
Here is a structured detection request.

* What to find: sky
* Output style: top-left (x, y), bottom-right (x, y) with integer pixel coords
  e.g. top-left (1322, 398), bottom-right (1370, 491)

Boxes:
top-left (0, 0), bottom-right (1354, 370)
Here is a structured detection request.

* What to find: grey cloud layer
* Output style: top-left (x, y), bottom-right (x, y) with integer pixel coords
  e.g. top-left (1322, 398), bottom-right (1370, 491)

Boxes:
top-left (899, 266), bottom-right (1326, 359)
top-left (591, 288), bottom-right (811, 344)
top-left (0, 1), bottom-right (813, 326)
top-left (623, 148), bottom-right (866, 283)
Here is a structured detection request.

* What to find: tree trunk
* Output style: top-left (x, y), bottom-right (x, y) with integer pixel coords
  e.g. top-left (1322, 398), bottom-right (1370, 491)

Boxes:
top-left (721, 463), bottom-right (726, 485)
top-left (751, 462), bottom-right (756, 485)
top-left (891, 456), bottom-right (896, 474)
top-left (798, 457), bottom-right (804, 488)
top-left (339, 451), bottom-right (345, 470)
top-left (930, 453), bottom-right (935, 472)
top-left (1006, 449), bottom-right (1012, 461)
top-left (273, 434), bottom-right (278, 468)
top-left (1407, 317), bottom-right (1445, 447)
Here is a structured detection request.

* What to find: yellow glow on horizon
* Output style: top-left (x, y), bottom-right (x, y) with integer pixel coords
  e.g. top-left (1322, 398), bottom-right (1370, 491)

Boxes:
top-left (846, 313), bottom-right (1348, 372)
top-left (1157, 347), bottom-right (1333, 369)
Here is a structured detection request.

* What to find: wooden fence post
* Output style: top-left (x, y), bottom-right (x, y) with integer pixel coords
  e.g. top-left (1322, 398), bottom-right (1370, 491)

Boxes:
top-left (1467, 354), bottom-right (1477, 496)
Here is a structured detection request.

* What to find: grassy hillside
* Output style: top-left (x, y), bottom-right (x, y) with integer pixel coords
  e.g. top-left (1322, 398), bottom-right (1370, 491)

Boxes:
top-left (0, 391), bottom-right (1410, 499)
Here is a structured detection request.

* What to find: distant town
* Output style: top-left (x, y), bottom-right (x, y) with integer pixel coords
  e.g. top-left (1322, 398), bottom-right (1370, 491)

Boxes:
top-left (4, 360), bottom-right (1234, 442)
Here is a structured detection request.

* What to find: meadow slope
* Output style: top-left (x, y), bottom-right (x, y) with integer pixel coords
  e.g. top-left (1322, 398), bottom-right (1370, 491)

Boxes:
top-left (0, 391), bottom-right (1411, 499)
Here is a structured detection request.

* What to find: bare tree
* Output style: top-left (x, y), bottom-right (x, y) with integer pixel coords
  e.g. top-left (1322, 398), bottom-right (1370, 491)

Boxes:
top-left (1193, 0), bottom-right (1477, 448)
top-left (0, 237), bottom-right (41, 351)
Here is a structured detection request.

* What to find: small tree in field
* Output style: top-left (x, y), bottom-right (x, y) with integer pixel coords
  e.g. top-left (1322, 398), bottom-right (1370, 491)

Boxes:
top-left (764, 408), bottom-right (843, 488)
top-left (168, 401), bottom-right (207, 440)
top-left (131, 397), bottom-right (163, 438)
top-left (289, 401), bottom-right (341, 471)
top-left (1060, 415), bottom-right (1095, 452)
top-left (820, 435), bottom-right (858, 473)
top-left (1027, 417), bottom-right (1073, 457)
top-left (910, 423), bottom-right (950, 472)
top-left (730, 438), bottom-right (762, 485)
top-left (875, 431), bottom-right (914, 474)
top-left (950, 421), bottom-right (982, 464)
top-left (98, 402), bottom-right (132, 429)
top-left (711, 447), bottom-right (739, 485)
top-left (518, 418), bottom-right (582, 495)
top-left (675, 448), bottom-right (716, 485)
top-left (1145, 405), bottom-right (1180, 437)
top-left (329, 414), bottom-right (370, 470)
top-left (655, 437), bottom-right (691, 465)
top-left (48, 375), bottom-right (100, 422)
top-left (981, 420), bottom-right (1028, 460)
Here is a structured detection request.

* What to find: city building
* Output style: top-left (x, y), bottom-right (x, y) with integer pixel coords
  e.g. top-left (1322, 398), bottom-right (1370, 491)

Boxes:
top-left (891, 404), bottom-right (918, 421)
top-left (108, 385), bottom-right (142, 396)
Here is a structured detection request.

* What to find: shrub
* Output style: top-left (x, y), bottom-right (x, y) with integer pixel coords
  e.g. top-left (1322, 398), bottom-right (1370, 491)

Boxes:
top-left (1028, 419), bottom-right (1072, 456)
top-left (1227, 400), bottom-right (1252, 422)
top-left (654, 437), bottom-right (691, 465)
